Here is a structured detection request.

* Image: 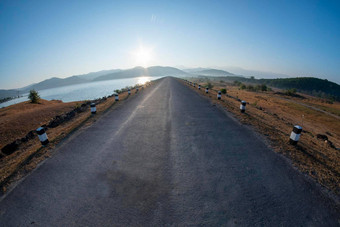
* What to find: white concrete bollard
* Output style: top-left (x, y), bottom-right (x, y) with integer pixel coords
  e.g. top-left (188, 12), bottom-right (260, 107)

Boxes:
top-left (217, 91), bottom-right (221, 100)
top-left (290, 125), bottom-right (302, 145)
top-left (36, 127), bottom-right (49, 146)
top-left (198, 85), bottom-right (201, 90)
top-left (193, 83), bottom-right (196, 87)
top-left (240, 101), bottom-right (246, 113)
top-left (206, 88), bottom-right (209, 93)
top-left (128, 89), bottom-right (131, 95)
top-left (115, 94), bottom-right (119, 101)
top-left (90, 103), bottom-right (96, 114)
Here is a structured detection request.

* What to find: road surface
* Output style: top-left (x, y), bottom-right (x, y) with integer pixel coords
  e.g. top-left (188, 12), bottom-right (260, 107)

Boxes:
top-left (0, 77), bottom-right (338, 226)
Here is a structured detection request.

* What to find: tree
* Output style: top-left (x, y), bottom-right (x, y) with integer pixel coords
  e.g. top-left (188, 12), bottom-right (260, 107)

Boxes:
top-left (220, 88), bottom-right (227, 94)
top-left (28, 90), bottom-right (40, 103)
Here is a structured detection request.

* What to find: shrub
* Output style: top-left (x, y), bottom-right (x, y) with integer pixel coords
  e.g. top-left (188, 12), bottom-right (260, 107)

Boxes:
top-left (28, 90), bottom-right (40, 103)
top-left (240, 84), bottom-right (246, 90)
top-left (234, 81), bottom-right (242, 86)
top-left (206, 82), bottom-right (214, 89)
top-left (285, 88), bottom-right (297, 96)
top-left (220, 88), bottom-right (227, 94)
top-left (247, 85), bottom-right (254, 91)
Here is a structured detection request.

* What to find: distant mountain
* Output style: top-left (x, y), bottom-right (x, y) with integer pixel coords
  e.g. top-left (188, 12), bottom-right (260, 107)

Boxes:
top-left (0, 89), bottom-right (19, 99)
top-left (184, 68), bottom-right (235, 77)
top-left (222, 66), bottom-right (291, 79)
top-left (0, 66), bottom-right (188, 99)
top-left (93, 66), bottom-right (188, 81)
top-left (76, 69), bottom-right (122, 81)
top-left (182, 68), bottom-right (209, 73)
top-left (2, 66), bottom-right (338, 102)
top-left (24, 76), bottom-right (88, 92)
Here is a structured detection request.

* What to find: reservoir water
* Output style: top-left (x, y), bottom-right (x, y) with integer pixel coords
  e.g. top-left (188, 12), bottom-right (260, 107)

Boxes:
top-left (0, 76), bottom-right (160, 108)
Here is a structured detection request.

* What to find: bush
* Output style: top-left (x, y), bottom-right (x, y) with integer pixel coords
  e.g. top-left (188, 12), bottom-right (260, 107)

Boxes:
top-left (247, 85), bottom-right (254, 91)
top-left (220, 88), bottom-right (227, 94)
top-left (240, 84), bottom-right (246, 90)
top-left (28, 90), bottom-right (40, 103)
top-left (206, 82), bottom-right (214, 89)
top-left (234, 81), bottom-right (242, 86)
top-left (285, 88), bottom-right (297, 96)
top-left (254, 84), bottom-right (268, 92)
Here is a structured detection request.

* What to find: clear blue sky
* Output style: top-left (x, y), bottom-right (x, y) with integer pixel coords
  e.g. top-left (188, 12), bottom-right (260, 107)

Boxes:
top-left (1, 0), bottom-right (339, 89)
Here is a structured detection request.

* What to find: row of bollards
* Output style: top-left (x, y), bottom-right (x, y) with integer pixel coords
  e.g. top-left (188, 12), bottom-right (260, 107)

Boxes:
top-left (185, 79), bottom-right (303, 145)
top-left (35, 84), bottom-right (148, 147)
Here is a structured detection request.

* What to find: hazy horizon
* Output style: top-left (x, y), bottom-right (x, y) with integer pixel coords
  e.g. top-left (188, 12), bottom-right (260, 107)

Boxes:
top-left (1, 0), bottom-right (339, 89)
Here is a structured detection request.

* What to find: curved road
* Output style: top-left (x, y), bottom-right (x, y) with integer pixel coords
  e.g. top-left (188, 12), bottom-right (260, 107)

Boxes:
top-left (0, 77), bottom-right (338, 226)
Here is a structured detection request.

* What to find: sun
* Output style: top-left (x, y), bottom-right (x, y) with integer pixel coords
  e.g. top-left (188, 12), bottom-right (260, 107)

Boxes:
top-left (132, 45), bottom-right (154, 67)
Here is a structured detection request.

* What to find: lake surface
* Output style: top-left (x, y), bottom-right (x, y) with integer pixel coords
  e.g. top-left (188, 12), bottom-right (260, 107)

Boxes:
top-left (0, 76), bottom-right (161, 108)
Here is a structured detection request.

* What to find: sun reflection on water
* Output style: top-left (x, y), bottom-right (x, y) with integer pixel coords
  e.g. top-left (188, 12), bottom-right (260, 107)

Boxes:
top-left (137, 76), bottom-right (151, 85)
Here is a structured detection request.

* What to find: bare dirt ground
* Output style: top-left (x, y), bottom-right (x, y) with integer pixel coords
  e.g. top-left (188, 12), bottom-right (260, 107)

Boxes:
top-left (183, 78), bottom-right (340, 195)
top-left (0, 85), bottom-right (150, 194)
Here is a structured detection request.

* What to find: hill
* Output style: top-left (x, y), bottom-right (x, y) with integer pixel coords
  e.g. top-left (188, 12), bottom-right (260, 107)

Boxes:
top-left (76, 69), bottom-right (122, 80)
top-left (205, 76), bottom-right (340, 101)
top-left (93, 66), bottom-right (188, 81)
top-left (24, 76), bottom-right (88, 92)
top-left (185, 68), bottom-right (235, 77)
top-left (259, 77), bottom-right (340, 101)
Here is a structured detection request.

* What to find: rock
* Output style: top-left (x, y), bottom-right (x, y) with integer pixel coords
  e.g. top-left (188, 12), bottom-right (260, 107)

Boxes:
top-left (316, 134), bottom-right (328, 141)
top-left (2, 139), bottom-right (21, 155)
top-left (20, 130), bottom-right (36, 143)
top-left (66, 110), bottom-right (76, 118)
top-left (48, 115), bottom-right (63, 128)
top-left (26, 130), bottom-right (35, 139)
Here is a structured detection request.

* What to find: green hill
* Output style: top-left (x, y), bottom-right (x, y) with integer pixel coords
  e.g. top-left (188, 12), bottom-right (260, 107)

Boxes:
top-left (258, 77), bottom-right (340, 101)
top-left (201, 76), bottom-right (340, 101)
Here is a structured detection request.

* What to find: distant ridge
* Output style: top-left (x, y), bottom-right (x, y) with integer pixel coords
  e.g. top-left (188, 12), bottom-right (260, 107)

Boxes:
top-left (259, 77), bottom-right (340, 101)
top-left (185, 68), bottom-right (235, 77)
top-left (27, 76), bottom-right (88, 91)
top-left (76, 69), bottom-right (122, 81)
top-left (194, 73), bottom-right (340, 101)
top-left (93, 66), bottom-right (188, 81)
top-left (1, 66), bottom-right (339, 101)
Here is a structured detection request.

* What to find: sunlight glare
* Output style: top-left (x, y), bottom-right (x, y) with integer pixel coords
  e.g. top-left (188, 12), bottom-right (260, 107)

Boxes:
top-left (132, 45), bottom-right (154, 67)
top-left (137, 76), bottom-right (151, 85)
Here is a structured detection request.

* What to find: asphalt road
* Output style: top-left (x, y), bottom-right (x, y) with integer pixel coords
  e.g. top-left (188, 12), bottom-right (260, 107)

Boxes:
top-left (0, 77), bottom-right (338, 226)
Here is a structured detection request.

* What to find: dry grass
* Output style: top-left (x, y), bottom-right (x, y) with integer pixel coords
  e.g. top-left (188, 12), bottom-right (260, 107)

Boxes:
top-left (0, 85), bottom-right (152, 194)
top-left (0, 99), bottom-right (81, 148)
top-left (183, 78), bottom-right (340, 195)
